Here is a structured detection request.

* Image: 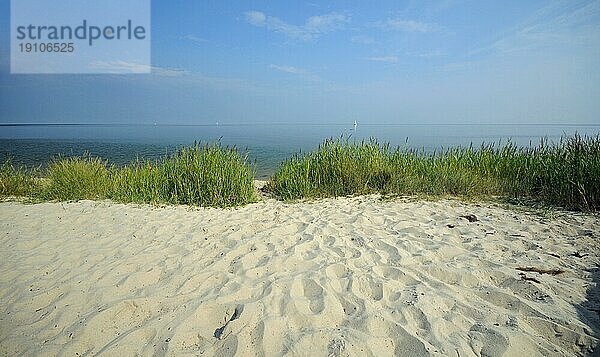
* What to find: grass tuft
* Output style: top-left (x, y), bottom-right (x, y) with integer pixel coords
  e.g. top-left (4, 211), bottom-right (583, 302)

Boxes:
top-left (0, 143), bottom-right (257, 207)
top-left (0, 159), bottom-right (40, 198)
top-left (268, 134), bottom-right (600, 211)
top-left (41, 156), bottom-right (111, 201)
top-left (110, 144), bottom-right (256, 206)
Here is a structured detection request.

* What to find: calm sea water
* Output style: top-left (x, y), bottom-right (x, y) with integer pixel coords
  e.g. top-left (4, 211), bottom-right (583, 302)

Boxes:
top-left (1, 123), bottom-right (598, 178)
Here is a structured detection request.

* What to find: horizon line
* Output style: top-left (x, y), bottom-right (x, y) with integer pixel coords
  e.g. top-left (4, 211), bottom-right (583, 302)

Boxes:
top-left (1, 122), bottom-right (599, 127)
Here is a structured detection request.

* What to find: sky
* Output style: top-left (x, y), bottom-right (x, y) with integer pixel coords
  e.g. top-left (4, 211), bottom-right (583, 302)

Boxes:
top-left (0, 0), bottom-right (599, 125)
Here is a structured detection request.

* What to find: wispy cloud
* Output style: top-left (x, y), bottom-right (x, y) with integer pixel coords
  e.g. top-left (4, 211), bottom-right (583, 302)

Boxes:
top-left (89, 61), bottom-right (188, 76)
top-left (151, 66), bottom-right (189, 77)
top-left (366, 56), bottom-right (399, 63)
top-left (377, 19), bottom-right (436, 33)
top-left (270, 64), bottom-right (321, 81)
top-left (439, 60), bottom-right (478, 72)
top-left (270, 64), bottom-right (306, 74)
top-left (351, 35), bottom-right (377, 45)
top-left (181, 34), bottom-right (209, 45)
top-left (245, 11), bottom-right (267, 27)
top-left (472, 0), bottom-right (600, 56)
top-left (245, 11), bottom-right (349, 41)
top-left (89, 61), bottom-right (310, 93)
top-left (407, 50), bottom-right (444, 58)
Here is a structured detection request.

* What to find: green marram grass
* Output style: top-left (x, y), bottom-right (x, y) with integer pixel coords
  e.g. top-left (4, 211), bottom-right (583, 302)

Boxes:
top-left (40, 157), bottom-right (112, 201)
top-left (268, 134), bottom-right (600, 211)
top-left (110, 144), bottom-right (257, 206)
top-left (1, 135), bottom-right (599, 211)
top-left (0, 160), bottom-right (40, 198)
top-left (0, 143), bottom-right (257, 207)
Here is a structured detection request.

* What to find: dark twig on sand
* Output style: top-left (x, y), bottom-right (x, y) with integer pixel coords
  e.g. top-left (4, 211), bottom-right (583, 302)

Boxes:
top-left (516, 267), bottom-right (565, 276)
top-left (519, 273), bottom-right (541, 284)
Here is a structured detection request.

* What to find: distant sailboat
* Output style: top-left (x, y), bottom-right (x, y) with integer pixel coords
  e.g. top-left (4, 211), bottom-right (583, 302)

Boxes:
top-left (353, 120), bottom-right (358, 130)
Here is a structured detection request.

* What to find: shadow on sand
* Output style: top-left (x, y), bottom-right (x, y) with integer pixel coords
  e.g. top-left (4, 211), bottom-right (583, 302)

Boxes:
top-left (577, 266), bottom-right (600, 356)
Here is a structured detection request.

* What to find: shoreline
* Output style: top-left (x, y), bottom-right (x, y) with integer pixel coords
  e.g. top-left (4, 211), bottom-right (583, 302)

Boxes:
top-left (1, 196), bottom-right (598, 355)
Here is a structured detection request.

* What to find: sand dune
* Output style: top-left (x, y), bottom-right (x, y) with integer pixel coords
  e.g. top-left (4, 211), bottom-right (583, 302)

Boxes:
top-left (0, 196), bottom-right (598, 356)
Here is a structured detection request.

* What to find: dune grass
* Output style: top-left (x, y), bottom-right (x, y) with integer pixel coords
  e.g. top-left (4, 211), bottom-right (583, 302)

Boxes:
top-left (1, 135), bottom-right (598, 211)
top-left (40, 157), bottom-right (112, 201)
top-left (0, 143), bottom-right (257, 207)
top-left (268, 134), bottom-right (600, 211)
top-left (110, 145), bottom-right (257, 206)
top-left (0, 160), bottom-right (40, 198)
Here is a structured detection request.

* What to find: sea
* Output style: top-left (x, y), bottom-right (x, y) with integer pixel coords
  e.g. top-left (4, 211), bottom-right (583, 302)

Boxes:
top-left (1, 123), bottom-right (599, 179)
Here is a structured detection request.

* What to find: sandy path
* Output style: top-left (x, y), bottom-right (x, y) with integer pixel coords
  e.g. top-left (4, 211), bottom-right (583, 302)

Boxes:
top-left (0, 197), bottom-right (598, 356)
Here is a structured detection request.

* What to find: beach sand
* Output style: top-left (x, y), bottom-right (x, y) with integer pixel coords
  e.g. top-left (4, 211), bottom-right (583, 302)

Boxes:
top-left (0, 194), bottom-right (599, 356)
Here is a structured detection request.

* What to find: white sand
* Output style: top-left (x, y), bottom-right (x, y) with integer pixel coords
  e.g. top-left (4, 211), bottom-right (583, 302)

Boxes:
top-left (0, 196), bottom-right (598, 356)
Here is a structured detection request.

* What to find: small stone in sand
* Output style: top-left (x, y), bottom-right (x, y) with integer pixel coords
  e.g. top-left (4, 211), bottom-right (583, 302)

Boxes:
top-left (460, 214), bottom-right (478, 222)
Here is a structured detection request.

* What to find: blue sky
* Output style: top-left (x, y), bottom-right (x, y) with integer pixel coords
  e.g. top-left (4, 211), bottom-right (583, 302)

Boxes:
top-left (0, 0), bottom-right (599, 125)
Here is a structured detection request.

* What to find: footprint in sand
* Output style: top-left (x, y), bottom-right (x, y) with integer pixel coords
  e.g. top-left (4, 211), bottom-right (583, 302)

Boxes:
top-left (299, 244), bottom-right (321, 261)
top-left (325, 264), bottom-right (349, 279)
top-left (468, 324), bottom-right (509, 357)
top-left (325, 264), bottom-right (352, 293)
top-left (354, 275), bottom-right (384, 301)
top-left (373, 266), bottom-right (418, 286)
top-left (302, 279), bottom-right (325, 314)
top-left (338, 296), bottom-right (365, 317)
top-left (367, 280), bottom-right (384, 301)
